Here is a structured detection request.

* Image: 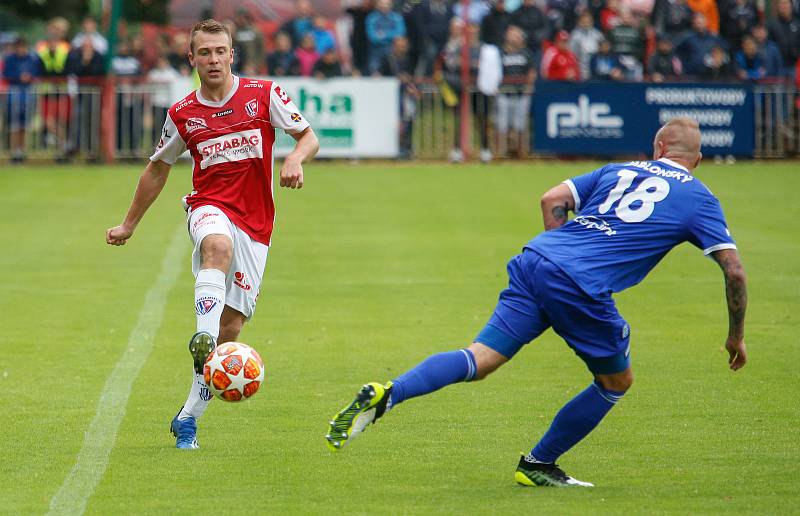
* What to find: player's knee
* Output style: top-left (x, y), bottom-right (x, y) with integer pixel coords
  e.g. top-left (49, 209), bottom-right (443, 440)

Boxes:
top-left (596, 368), bottom-right (634, 392)
top-left (200, 235), bottom-right (233, 269)
top-left (468, 342), bottom-right (509, 381)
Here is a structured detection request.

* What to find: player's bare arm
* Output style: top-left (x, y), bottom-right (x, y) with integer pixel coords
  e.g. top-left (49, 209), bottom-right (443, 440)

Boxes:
top-left (106, 159), bottom-right (172, 246)
top-left (711, 248), bottom-right (748, 371)
top-left (540, 183), bottom-right (575, 230)
top-left (280, 127), bottom-right (319, 189)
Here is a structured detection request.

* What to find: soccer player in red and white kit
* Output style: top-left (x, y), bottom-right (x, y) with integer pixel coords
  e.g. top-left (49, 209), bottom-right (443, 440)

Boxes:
top-left (106, 20), bottom-right (319, 449)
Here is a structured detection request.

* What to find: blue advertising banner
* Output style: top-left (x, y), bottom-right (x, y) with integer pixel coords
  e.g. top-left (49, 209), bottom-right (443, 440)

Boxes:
top-left (533, 81), bottom-right (754, 156)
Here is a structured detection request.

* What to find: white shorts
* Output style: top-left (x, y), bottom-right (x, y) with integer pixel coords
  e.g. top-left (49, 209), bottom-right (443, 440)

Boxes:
top-left (496, 93), bottom-right (532, 133)
top-left (188, 205), bottom-right (269, 321)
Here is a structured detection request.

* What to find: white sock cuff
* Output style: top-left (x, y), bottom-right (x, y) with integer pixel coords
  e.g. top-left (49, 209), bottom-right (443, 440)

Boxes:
top-left (196, 268), bottom-right (226, 289)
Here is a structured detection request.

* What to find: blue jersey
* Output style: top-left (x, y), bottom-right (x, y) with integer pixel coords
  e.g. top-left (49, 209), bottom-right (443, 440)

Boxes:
top-left (526, 158), bottom-right (736, 296)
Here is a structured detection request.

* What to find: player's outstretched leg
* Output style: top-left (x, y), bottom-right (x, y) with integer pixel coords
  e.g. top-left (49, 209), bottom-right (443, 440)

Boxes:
top-left (514, 454), bottom-right (594, 487)
top-left (326, 382), bottom-right (392, 451)
top-left (326, 347), bottom-right (483, 450)
top-left (171, 331), bottom-right (217, 449)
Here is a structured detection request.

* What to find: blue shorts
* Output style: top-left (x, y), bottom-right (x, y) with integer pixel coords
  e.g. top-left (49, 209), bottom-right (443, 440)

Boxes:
top-left (476, 250), bottom-right (631, 375)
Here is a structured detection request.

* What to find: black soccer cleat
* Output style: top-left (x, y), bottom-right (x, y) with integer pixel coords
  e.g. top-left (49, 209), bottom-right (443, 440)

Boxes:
top-left (188, 331), bottom-right (216, 374)
top-left (515, 454), bottom-right (594, 487)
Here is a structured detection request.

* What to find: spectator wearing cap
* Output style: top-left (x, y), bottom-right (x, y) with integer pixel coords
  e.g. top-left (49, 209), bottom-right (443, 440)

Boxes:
top-left (651, 0), bottom-right (693, 42)
top-left (676, 12), bottom-right (727, 76)
top-left (570, 11), bottom-right (605, 79)
top-left (540, 30), bottom-right (580, 80)
top-left (267, 32), bottom-right (300, 76)
top-left (767, 0), bottom-right (800, 79)
top-left (480, 0), bottom-right (512, 47)
top-left (647, 35), bottom-right (682, 81)
top-left (751, 25), bottom-right (783, 78)
top-left (366, 0), bottom-right (406, 74)
top-left (3, 37), bottom-right (40, 163)
top-left (735, 34), bottom-right (766, 81)
top-left (589, 37), bottom-right (624, 80)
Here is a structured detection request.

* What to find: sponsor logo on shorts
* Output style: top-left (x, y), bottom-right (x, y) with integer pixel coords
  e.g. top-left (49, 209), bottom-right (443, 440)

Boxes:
top-left (192, 211), bottom-right (220, 232)
top-left (197, 129), bottom-right (263, 169)
top-left (185, 117), bottom-right (207, 133)
top-left (245, 99), bottom-right (259, 118)
top-left (212, 108), bottom-right (234, 118)
top-left (196, 296), bottom-right (221, 315)
top-left (290, 112), bottom-right (302, 122)
top-left (234, 271), bottom-right (251, 291)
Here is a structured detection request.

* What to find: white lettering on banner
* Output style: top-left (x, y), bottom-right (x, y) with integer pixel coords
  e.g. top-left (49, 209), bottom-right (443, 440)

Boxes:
top-left (645, 88), bottom-right (746, 106)
top-left (197, 129), bottom-right (263, 169)
top-left (658, 109), bottom-right (733, 126)
top-left (700, 130), bottom-right (735, 147)
top-left (546, 95), bottom-right (624, 138)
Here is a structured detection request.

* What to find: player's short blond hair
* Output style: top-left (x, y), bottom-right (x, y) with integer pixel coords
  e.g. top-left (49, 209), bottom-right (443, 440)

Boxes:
top-left (189, 19), bottom-right (232, 53)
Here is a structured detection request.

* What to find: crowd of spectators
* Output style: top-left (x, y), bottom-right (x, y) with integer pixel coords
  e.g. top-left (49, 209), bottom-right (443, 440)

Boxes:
top-left (2, 0), bottom-right (800, 161)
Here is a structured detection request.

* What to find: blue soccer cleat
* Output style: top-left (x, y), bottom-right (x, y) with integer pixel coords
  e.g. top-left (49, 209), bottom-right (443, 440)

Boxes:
top-left (170, 407), bottom-right (199, 450)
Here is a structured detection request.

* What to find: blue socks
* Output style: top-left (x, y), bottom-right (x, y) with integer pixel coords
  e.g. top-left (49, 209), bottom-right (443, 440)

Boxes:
top-left (389, 349), bottom-right (477, 407)
top-left (530, 381), bottom-right (625, 464)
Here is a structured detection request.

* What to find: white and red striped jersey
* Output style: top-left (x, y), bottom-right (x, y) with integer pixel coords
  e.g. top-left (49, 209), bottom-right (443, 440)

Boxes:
top-left (151, 75), bottom-right (310, 245)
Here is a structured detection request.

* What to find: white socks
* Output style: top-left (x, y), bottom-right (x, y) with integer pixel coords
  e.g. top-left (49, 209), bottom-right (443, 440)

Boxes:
top-left (178, 268), bottom-right (226, 421)
top-left (179, 373), bottom-right (213, 420)
top-left (194, 268), bottom-right (226, 338)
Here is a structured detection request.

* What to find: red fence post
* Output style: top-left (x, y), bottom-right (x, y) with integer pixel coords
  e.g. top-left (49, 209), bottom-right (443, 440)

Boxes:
top-left (100, 75), bottom-right (116, 164)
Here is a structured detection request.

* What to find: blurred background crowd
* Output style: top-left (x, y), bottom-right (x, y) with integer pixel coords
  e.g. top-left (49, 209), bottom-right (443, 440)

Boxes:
top-left (1, 0), bottom-right (799, 162)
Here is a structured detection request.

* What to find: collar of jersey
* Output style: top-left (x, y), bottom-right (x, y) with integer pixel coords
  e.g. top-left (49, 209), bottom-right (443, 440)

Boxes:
top-left (657, 157), bottom-right (689, 172)
top-left (196, 74), bottom-right (240, 108)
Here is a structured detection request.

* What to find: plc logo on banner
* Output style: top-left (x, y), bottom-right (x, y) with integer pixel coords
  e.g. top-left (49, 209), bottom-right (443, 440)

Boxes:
top-left (546, 95), bottom-right (623, 138)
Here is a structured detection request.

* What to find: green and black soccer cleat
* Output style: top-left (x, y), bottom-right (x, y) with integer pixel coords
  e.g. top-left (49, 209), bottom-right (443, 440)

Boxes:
top-left (515, 455), bottom-right (594, 487)
top-left (326, 381), bottom-right (392, 451)
top-left (188, 331), bottom-right (216, 375)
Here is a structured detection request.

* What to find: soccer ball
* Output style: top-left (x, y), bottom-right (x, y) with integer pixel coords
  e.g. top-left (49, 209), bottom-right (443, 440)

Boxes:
top-left (203, 342), bottom-right (265, 402)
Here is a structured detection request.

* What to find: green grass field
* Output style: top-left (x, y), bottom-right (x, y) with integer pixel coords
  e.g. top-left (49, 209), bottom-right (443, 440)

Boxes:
top-left (1, 160), bottom-right (798, 515)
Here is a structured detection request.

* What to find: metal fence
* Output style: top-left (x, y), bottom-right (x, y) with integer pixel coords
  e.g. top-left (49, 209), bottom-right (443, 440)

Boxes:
top-left (0, 80), bottom-right (797, 162)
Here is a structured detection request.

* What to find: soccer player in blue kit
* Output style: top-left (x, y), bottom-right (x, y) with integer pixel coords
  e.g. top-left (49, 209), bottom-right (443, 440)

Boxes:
top-left (325, 117), bottom-right (748, 487)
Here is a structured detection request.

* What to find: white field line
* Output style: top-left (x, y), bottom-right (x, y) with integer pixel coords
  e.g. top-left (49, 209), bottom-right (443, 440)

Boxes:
top-left (48, 225), bottom-right (187, 516)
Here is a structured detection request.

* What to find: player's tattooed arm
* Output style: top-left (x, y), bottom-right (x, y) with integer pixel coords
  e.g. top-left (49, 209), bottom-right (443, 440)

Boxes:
top-left (540, 183), bottom-right (576, 230)
top-left (711, 248), bottom-right (748, 370)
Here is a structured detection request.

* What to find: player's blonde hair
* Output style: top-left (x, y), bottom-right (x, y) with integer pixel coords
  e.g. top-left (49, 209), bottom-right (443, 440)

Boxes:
top-left (189, 19), bottom-right (232, 53)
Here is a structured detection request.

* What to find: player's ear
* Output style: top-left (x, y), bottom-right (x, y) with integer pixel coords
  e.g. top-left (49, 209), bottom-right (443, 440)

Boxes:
top-left (188, 51), bottom-right (195, 67)
top-left (694, 152), bottom-right (702, 169)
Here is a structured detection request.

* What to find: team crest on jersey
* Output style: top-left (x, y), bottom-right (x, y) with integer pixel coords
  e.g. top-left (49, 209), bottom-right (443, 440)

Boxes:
top-left (185, 117), bottom-right (207, 133)
top-left (245, 99), bottom-right (259, 118)
top-left (195, 296), bottom-right (220, 315)
top-left (290, 113), bottom-right (302, 122)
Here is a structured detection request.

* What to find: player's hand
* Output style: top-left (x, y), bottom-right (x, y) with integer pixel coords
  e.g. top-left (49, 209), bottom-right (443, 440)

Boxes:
top-left (724, 338), bottom-right (747, 371)
top-left (106, 224), bottom-right (134, 246)
top-left (279, 159), bottom-right (304, 189)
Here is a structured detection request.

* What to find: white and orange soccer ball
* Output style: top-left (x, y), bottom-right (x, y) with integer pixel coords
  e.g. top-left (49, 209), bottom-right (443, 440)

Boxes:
top-left (203, 342), bottom-right (265, 402)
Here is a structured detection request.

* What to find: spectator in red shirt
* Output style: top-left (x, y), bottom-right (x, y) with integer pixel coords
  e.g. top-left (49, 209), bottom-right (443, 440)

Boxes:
top-left (540, 30), bottom-right (580, 80)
